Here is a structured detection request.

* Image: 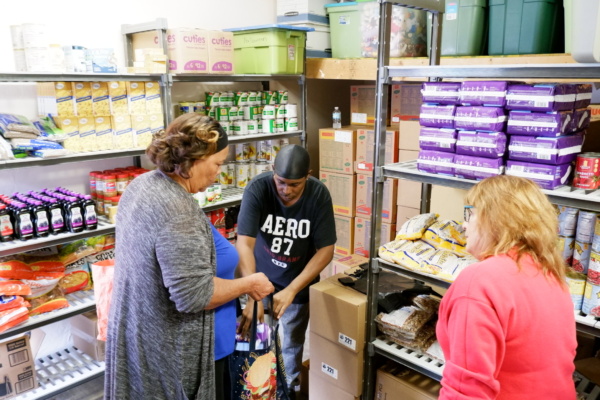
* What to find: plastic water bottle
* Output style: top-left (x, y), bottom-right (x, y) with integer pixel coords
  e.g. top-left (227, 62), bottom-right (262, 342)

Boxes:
top-left (332, 107), bottom-right (342, 129)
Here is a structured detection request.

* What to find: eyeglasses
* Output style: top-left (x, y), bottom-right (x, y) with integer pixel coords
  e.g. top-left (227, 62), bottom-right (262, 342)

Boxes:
top-left (464, 205), bottom-right (474, 222)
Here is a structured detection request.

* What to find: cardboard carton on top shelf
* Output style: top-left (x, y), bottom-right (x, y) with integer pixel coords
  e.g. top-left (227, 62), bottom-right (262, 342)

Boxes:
top-left (333, 214), bottom-right (354, 257)
top-left (310, 273), bottom-right (366, 355)
top-left (399, 120), bottom-right (421, 151)
top-left (319, 127), bottom-right (358, 175)
top-left (319, 170), bottom-right (356, 217)
top-left (166, 28), bottom-right (210, 74)
top-left (208, 31), bottom-right (234, 74)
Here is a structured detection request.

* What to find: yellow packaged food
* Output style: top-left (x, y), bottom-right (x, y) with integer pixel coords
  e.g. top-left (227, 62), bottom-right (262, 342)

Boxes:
top-left (378, 239), bottom-right (411, 263)
top-left (422, 219), bottom-right (468, 254)
top-left (395, 213), bottom-right (438, 240)
top-left (54, 117), bottom-right (80, 151)
top-left (92, 82), bottom-right (110, 116)
top-left (111, 115), bottom-right (133, 149)
top-left (108, 81), bottom-right (128, 115)
top-left (145, 81), bottom-right (162, 114)
top-left (436, 253), bottom-right (478, 282)
top-left (95, 116), bottom-right (113, 151)
top-left (131, 114), bottom-right (151, 149)
top-left (127, 82), bottom-right (146, 115)
top-left (148, 113), bottom-right (165, 135)
top-left (391, 241), bottom-right (436, 270)
top-left (78, 117), bottom-right (96, 152)
top-left (72, 82), bottom-right (93, 117)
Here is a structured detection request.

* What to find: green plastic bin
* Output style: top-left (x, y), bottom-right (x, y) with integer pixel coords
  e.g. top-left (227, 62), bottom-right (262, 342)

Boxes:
top-left (325, 2), bottom-right (362, 58)
top-left (226, 25), bottom-right (311, 74)
top-left (428, 0), bottom-right (487, 56)
top-left (488, 0), bottom-right (562, 55)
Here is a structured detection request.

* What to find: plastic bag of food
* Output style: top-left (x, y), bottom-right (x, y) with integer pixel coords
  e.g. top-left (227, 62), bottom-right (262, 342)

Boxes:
top-left (378, 239), bottom-right (411, 263)
top-left (0, 113), bottom-right (38, 135)
top-left (57, 236), bottom-right (107, 265)
top-left (34, 115), bottom-right (68, 142)
top-left (391, 241), bottom-right (436, 270)
top-left (395, 213), bottom-right (438, 240)
top-left (418, 249), bottom-right (465, 275)
top-left (0, 296), bottom-right (30, 312)
top-left (28, 286), bottom-right (69, 316)
top-left (376, 305), bottom-right (435, 339)
top-left (0, 281), bottom-right (31, 296)
top-left (422, 219), bottom-right (468, 254)
top-left (423, 339), bottom-right (445, 362)
top-left (0, 306), bottom-right (29, 333)
top-left (412, 294), bottom-right (441, 314)
top-left (0, 136), bottom-right (14, 160)
top-left (90, 259), bottom-right (115, 341)
top-left (0, 259), bottom-right (65, 280)
top-left (437, 254), bottom-right (478, 282)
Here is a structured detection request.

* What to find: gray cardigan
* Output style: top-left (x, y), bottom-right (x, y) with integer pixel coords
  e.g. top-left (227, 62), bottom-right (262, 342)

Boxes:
top-left (105, 170), bottom-right (216, 400)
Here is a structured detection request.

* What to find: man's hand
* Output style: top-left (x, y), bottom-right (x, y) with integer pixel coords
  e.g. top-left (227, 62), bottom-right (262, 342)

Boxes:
top-left (237, 298), bottom-right (265, 339)
top-left (247, 272), bottom-right (274, 301)
top-left (273, 287), bottom-right (297, 319)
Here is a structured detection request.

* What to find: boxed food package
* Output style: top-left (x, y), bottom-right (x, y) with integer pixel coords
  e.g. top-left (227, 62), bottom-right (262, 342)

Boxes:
top-left (144, 82), bottom-right (162, 114)
top-left (90, 82), bottom-right (111, 118)
top-left (208, 31), bottom-right (234, 74)
top-left (131, 115), bottom-right (151, 149)
top-left (166, 28), bottom-right (210, 74)
top-left (95, 116), bottom-right (113, 151)
top-left (72, 82), bottom-right (93, 117)
top-left (127, 82), bottom-right (146, 115)
top-left (319, 128), bottom-right (357, 175)
top-left (37, 82), bottom-right (75, 117)
top-left (355, 127), bottom-right (398, 173)
top-left (310, 274), bottom-right (366, 354)
top-left (148, 114), bottom-right (165, 135)
top-left (108, 81), bottom-right (128, 115)
top-left (376, 363), bottom-right (441, 400)
top-left (0, 335), bottom-right (37, 399)
top-left (70, 311), bottom-right (105, 362)
top-left (320, 171), bottom-right (356, 217)
top-left (111, 115), bottom-right (133, 149)
top-left (54, 116), bottom-right (80, 152)
top-left (77, 117), bottom-right (97, 152)
top-left (354, 218), bottom-right (395, 258)
top-left (333, 214), bottom-right (354, 257)
top-left (331, 254), bottom-right (369, 275)
top-left (355, 173), bottom-right (397, 223)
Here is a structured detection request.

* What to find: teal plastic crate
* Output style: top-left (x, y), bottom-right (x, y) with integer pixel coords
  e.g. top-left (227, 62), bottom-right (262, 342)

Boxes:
top-left (226, 24), bottom-right (313, 74)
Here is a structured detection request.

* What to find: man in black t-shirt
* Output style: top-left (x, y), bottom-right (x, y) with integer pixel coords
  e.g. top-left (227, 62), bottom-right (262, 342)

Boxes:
top-left (236, 144), bottom-right (336, 393)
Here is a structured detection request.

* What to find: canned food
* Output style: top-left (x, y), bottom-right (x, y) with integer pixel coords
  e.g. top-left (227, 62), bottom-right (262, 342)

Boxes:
top-left (258, 140), bottom-right (274, 162)
top-left (573, 153), bottom-right (600, 190)
top-left (235, 143), bottom-right (249, 161)
top-left (582, 280), bottom-right (600, 316)
top-left (278, 90), bottom-right (288, 104)
top-left (211, 92), bottom-right (222, 106)
top-left (219, 165), bottom-right (230, 189)
top-left (588, 251), bottom-right (600, 285)
top-left (257, 119), bottom-right (263, 133)
top-left (248, 162), bottom-right (256, 180)
top-left (279, 138), bottom-right (290, 147)
top-left (285, 117), bottom-right (298, 132)
top-left (232, 120), bottom-right (248, 136)
top-left (573, 240), bottom-right (592, 274)
top-left (207, 107), bottom-right (216, 118)
top-left (247, 141), bottom-right (257, 161)
top-left (247, 120), bottom-right (258, 135)
top-left (226, 164), bottom-right (235, 185)
top-left (593, 216), bottom-right (600, 253)
top-left (558, 235), bottom-right (576, 266)
top-left (235, 162), bottom-right (249, 188)
top-left (262, 105), bottom-right (276, 120)
top-left (275, 104), bottom-right (286, 119)
top-left (225, 91), bottom-right (235, 106)
top-left (285, 103), bottom-right (297, 118)
top-left (255, 161), bottom-right (272, 175)
top-left (566, 268), bottom-right (587, 311)
top-left (220, 121), bottom-right (231, 136)
top-left (216, 106), bottom-right (230, 122)
top-left (228, 106), bottom-right (239, 121)
top-left (275, 119), bottom-right (285, 133)
top-left (262, 119), bottom-right (276, 133)
top-left (179, 102), bottom-right (194, 113)
top-left (262, 91), bottom-right (278, 105)
top-left (558, 206), bottom-right (579, 237)
top-left (576, 211), bottom-right (598, 243)
top-left (205, 185), bottom-right (217, 204)
top-left (248, 92), bottom-right (259, 105)
top-left (205, 92), bottom-right (215, 107)
top-left (213, 183), bottom-right (222, 202)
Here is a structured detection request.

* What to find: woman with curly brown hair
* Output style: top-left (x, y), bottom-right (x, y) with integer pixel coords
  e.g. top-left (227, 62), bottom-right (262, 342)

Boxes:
top-left (104, 113), bottom-right (273, 400)
top-left (437, 175), bottom-right (577, 400)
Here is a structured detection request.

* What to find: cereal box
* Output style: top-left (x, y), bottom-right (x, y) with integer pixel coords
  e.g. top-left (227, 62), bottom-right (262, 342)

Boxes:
top-left (148, 113), bottom-right (165, 135)
top-left (112, 115), bottom-right (133, 149)
top-left (108, 81), bottom-right (128, 115)
top-left (54, 117), bottom-right (80, 151)
top-left (95, 116), bottom-right (113, 151)
top-left (145, 82), bottom-right (162, 114)
top-left (131, 114), bottom-right (151, 149)
top-left (127, 82), bottom-right (146, 115)
top-left (78, 117), bottom-right (96, 152)
top-left (72, 82), bottom-right (93, 117)
top-left (91, 82), bottom-right (111, 116)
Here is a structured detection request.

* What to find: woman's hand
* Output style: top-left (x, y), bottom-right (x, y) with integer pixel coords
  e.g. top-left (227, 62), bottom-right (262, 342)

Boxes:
top-left (247, 272), bottom-right (274, 301)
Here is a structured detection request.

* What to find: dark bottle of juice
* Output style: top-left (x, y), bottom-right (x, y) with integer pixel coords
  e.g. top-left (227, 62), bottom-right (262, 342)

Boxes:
top-left (81, 195), bottom-right (98, 230)
top-left (65, 196), bottom-right (84, 233)
top-left (27, 199), bottom-right (50, 238)
top-left (0, 204), bottom-right (14, 242)
top-left (46, 198), bottom-right (65, 234)
top-left (13, 203), bottom-right (34, 241)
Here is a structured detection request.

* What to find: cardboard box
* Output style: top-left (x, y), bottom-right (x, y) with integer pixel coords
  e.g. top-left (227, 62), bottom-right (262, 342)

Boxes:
top-left (319, 128), bottom-right (357, 175)
top-left (131, 115), bottom-right (151, 149)
top-left (108, 81), bottom-right (128, 115)
top-left (309, 332), bottom-right (364, 396)
top-left (309, 370), bottom-right (359, 400)
top-left (112, 115), bottom-right (134, 149)
top-left (397, 149), bottom-right (422, 208)
top-left (70, 311), bottom-right (106, 362)
top-left (396, 205), bottom-right (420, 228)
top-left (167, 28), bottom-right (210, 74)
top-left (354, 218), bottom-right (395, 258)
top-left (208, 30), bottom-right (234, 74)
top-left (320, 171), bottom-right (356, 217)
top-left (399, 120), bottom-right (420, 151)
top-left (310, 273), bottom-right (366, 354)
top-left (149, 113), bottom-right (165, 135)
top-left (355, 127), bottom-right (399, 173)
top-left (590, 104), bottom-right (600, 122)
top-left (390, 83), bottom-right (423, 123)
top-left (72, 82), bottom-right (93, 117)
top-left (78, 117), bottom-right (96, 152)
top-left (300, 359), bottom-right (310, 396)
top-left (91, 82), bottom-right (110, 116)
top-left (54, 116), bottom-right (80, 152)
top-left (37, 81), bottom-right (75, 117)
top-left (0, 335), bottom-right (37, 398)
top-left (430, 186), bottom-right (467, 222)
top-left (95, 116), bottom-right (114, 151)
top-left (331, 254), bottom-right (369, 275)
top-left (144, 81), bottom-right (162, 114)
top-left (376, 364), bottom-right (441, 400)
top-left (355, 173), bottom-right (397, 224)
top-left (333, 215), bottom-right (354, 257)
top-left (126, 82), bottom-right (146, 115)
top-left (350, 85), bottom-right (391, 125)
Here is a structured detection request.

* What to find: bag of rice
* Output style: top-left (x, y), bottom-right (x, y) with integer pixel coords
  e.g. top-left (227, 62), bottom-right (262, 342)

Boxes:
top-left (396, 213), bottom-right (438, 240)
top-left (391, 241), bottom-right (436, 270)
top-left (422, 220), bottom-right (468, 255)
top-left (378, 239), bottom-right (411, 263)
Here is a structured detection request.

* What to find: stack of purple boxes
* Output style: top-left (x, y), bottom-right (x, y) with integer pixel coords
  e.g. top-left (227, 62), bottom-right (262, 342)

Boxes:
top-left (416, 81), bottom-right (592, 189)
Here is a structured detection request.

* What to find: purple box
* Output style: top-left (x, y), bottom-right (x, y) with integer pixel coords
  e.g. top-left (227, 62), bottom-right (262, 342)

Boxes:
top-left (507, 110), bottom-right (573, 137)
top-left (419, 127), bottom-right (457, 152)
top-left (508, 134), bottom-right (584, 165)
top-left (419, 104), bottom-right (456, 128)
top-left (571, 107), bottom-right (591, 133)
top-left (459, 80), bottom-right (509, 107)
top-left (454, 106), bottom-right (507, 132)
top-left (454, 155), bottom-right (504, 180)
top-left (575, 84), bottom-right (593, 110)
top-left (456, 131), bottom-right (507, 158)
top-left (505, 161), bottom-right (573, 190)
top-left (506, 83), bottom-right (577, 112)
top-left (417, 150), bottom-right (455, 176)
top-left (421, 82), bottom-right (461, 105)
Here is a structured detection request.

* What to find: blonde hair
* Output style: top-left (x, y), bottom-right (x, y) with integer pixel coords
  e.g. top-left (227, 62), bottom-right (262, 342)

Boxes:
top-left (146, 113), bottom-right (223, 179)
top-left (465, 175), bottom-right (566, 286)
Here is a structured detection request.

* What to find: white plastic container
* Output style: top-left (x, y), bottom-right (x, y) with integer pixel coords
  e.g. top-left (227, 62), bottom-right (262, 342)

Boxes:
top-left (571, 0), bottom-right (600, 63)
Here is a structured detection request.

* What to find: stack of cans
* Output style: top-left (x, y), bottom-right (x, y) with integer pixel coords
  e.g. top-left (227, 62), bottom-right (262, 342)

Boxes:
top-left (224, 139), bottom-right (290, 188)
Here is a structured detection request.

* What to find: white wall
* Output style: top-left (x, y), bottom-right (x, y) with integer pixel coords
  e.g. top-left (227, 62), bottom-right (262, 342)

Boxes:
top-left (0, 0), bottom-right (276, 359)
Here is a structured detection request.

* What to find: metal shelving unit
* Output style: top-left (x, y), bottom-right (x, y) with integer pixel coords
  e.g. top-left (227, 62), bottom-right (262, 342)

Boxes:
top-left (0, 149), bottom-right (146, 170)
top-left (0, 73), bottom-right (164, 83)
top-left (202, 187), bottom-right (245, 212)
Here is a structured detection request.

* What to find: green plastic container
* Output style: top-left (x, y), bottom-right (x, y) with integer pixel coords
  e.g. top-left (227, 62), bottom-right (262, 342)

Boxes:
top-left (325, 2), bottom-right (362, 58)
top-left (438, 0), bottom-right (487, 56)
top-left (488, 0), bottom-right (561, 55)
top-left (227, 25), bottom-right (310, 74)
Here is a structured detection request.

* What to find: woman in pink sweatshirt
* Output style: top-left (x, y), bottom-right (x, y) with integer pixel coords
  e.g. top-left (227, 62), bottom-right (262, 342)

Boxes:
top-left (436, 175), bottom-right (577, 400)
